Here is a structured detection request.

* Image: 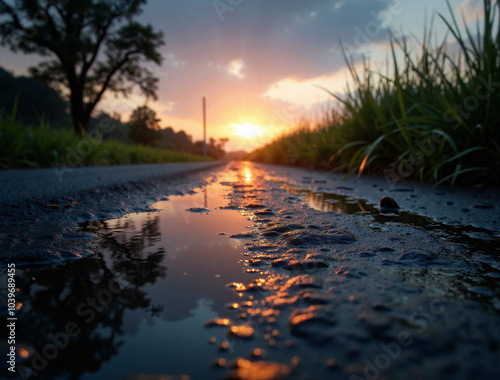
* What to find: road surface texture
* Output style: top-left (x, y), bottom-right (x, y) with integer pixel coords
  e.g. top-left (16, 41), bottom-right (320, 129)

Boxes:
top-left (0, 162), bottom-right (225, 267)
top-left (1, 161), bottom-right (499, 379)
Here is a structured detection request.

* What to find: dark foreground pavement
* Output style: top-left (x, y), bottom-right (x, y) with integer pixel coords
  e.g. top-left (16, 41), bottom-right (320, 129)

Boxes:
top-left (0, 162), bottom-right (224, 206)
top-left (1, 161), bottom-right (499, 379)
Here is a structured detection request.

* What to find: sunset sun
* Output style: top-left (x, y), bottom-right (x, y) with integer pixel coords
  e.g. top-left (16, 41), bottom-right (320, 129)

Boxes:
top-left (232, 123), bottom-right (262, 139)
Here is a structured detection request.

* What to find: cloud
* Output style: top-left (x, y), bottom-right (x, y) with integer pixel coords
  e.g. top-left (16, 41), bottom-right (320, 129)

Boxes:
top-left (263, 68), bottom-right (353, 110)
top-left (166, 53), bottom-right (186, 68)
top-left (228, 59), bottom-right (245, 79)
top-left (457, 0), bottom-right (484, 24)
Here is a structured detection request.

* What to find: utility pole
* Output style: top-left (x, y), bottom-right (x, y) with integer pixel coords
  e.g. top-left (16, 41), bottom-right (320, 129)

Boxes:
top-left (203, 96), bottom-right (207, 157)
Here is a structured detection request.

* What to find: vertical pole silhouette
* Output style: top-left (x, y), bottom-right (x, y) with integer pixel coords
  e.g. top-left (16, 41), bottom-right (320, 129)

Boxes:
top-left (203, 97), bottom-right (207, 157)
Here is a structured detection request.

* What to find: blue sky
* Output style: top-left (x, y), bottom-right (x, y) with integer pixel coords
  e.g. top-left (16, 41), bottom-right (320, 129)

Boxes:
top-left (0, 0), bottom-right (484, 150)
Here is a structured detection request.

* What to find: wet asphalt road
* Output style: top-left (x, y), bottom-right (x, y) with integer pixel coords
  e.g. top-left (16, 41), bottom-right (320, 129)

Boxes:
top-left (1, 161), bottom-right (499, 379)
top-left (0, 161), bottom-right (224, 206)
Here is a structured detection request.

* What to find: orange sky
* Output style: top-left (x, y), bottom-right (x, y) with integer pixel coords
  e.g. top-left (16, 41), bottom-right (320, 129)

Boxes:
top-left (0, 0), bottom-right (481, 152)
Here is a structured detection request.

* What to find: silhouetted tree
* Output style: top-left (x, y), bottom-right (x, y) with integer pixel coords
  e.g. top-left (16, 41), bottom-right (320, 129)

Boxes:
top-left (194, 137), bottom-right (228, 159)
top-left (157, 126), bottom-right (176, 150)
top-left (89, 111), bottom-right (129, 142)
top-left (174, 130), bottom-right (194, 152)
top-left (127, 105), bottom-right (162, 146)
top-left (0, 0), bottom-right (164, 134)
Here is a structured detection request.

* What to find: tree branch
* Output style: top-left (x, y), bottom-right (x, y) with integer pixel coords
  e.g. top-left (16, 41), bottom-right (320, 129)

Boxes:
top-left (88, 49), bottom-right (141, 113)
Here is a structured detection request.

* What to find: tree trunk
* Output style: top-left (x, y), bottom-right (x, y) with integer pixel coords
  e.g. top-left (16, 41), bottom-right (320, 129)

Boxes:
top-left (69, 83), bottom-right (89, 135)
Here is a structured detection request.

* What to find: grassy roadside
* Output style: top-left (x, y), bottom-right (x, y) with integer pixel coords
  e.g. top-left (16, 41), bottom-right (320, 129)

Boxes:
top-left (0, 106), bottom-right (211, 169)
top-left (248, 0), bottom-right (500, 186)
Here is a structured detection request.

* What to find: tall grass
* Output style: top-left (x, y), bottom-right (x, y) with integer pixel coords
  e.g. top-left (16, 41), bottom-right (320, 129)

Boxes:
top-left (249, 0), bottom-right (500, 185)
top-left (0, 103), bottom-right (211, 169)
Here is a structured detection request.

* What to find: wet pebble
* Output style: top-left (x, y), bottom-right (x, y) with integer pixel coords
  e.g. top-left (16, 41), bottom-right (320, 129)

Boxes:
top-left (255, 210), bottom-right (275, 216)
top-left (253, 254), bottom-right (280, 261)
top-left (288, 305), bottom-right (336, 341)
top-left (334, 267), bottom-right (367, 279)
top-left (262, 231), bottom-right (281, 237)
top-left (379, 196), bottom-right (400, 211)
top-left (204, 318), bottom-right (231, 327)
top-left (245, 203), bottom-right (266, 209)
top-left (246, 268), bottom-right (261, 274)
top-left (398, 249), bottom-right (435, 263)
top-left (219, 205), bottom-right (241, 211)
top-left (246, 282), bottom-right (267, 292)
top-left (266, 224), bottom-right (305, 233)
top-left (476, 255), bottom-right (498, 264)
top-left (251, 348), bottom-right (266, 358)
top-left (230, 232), bottom-right (256, 239)
top-left (42, 203), bottom-right (61, 209)
top-left (271, 258), bottom-right (290, 268)
top-left (305, 252), bottom-right (329, 260)
top-left (214, 358), bottom-right (227, 367)
top-left (359, 313), bottom-right (391, 333)
top-left (464, 231), bottom-right (493, 240)
top-left (247, 259), bottom-right (265, 267)
top-left (284, 259), bottom-right (329, 271)
top-left (301, 291), bottom-right (335, 305)
top-left (473, 203), bottom-right (494, 209)
top-left (357, 250), bottom-right (375, 258)
top-left (226, 283), bottom-right (247, 292)
top-left (278, 230), bottom-right (355, 246)
top-left (285, 275), bottom-right (323, 289)
top-left (185, 207), bottom-right (211, 213)
top-left (371, 303), bottom-right (392, 312)
top-left (228, 324), bottom-right (255, 339)
top-left (371, 246), bottom-right (396, 253)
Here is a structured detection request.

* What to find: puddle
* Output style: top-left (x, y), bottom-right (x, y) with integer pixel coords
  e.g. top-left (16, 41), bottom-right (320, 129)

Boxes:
top-left (0, 170), bottom-right (258, 380)
top-left (280, 182), bottom-right (500, 258)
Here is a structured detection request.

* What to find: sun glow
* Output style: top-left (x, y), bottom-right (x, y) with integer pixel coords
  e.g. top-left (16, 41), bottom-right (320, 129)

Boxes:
top-left (232, 123), bottom-right (263, 139)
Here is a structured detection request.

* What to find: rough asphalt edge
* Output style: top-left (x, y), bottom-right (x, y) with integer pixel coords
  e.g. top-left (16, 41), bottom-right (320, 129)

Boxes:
top-left (0, 161), bottom-right (226, 268)
top-left (257, 163), bottom-right (500, 233)
top-left (1, 160), bottom-right (498, 268)
top-left (218, 162), bottom-right (500, 380)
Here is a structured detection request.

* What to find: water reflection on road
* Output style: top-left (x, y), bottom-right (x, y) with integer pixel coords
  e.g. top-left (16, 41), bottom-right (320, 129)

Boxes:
top-left (4, 167), bottom-right (255, 380)
top-left (281, 182), bottom-right (500, 257)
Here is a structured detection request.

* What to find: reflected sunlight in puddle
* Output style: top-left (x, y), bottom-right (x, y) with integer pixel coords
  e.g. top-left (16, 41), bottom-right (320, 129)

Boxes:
top-left (4, 168), bottom-right (257, 380)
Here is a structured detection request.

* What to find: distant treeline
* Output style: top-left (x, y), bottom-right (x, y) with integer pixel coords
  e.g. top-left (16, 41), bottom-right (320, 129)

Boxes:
top-left (0, 67), bottom-right (226, 159)
top-left (0, 67), bottom-right (70, 126)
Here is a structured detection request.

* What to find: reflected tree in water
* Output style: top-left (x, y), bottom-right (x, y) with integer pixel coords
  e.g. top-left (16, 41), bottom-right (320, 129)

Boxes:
top-left (14, 215), bottom-right (167, 379)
